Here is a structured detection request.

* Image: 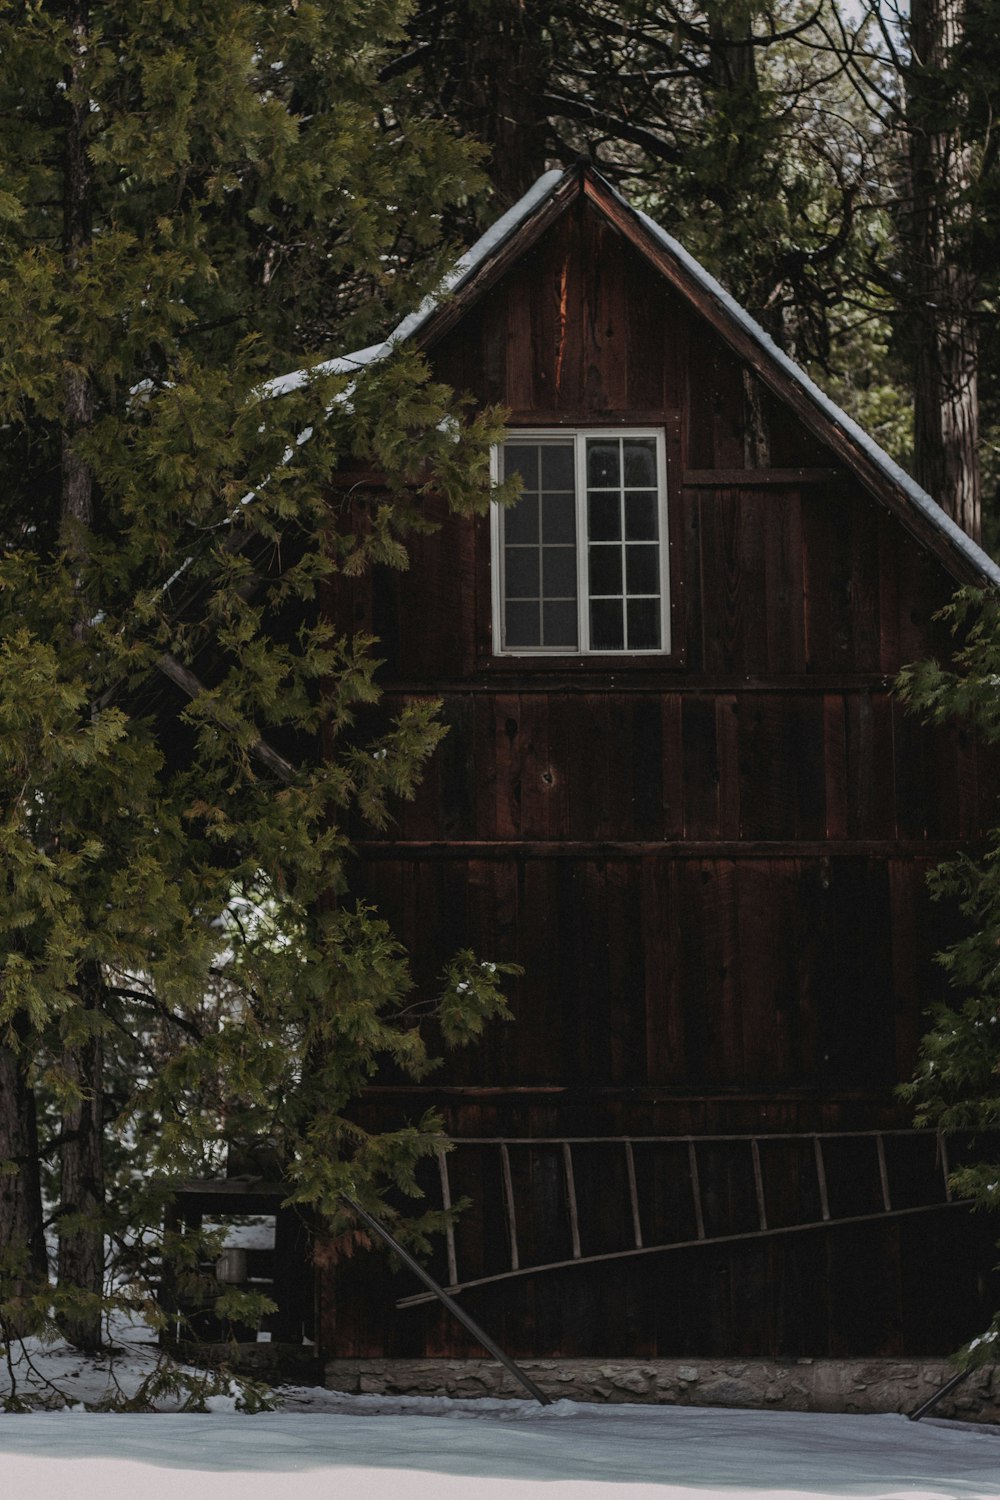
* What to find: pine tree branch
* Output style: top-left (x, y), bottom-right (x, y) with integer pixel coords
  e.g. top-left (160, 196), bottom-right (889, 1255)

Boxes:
top-left (539, 92), bottom-right (684, 166)
top-left (103, 987), bottom-right (204, 1042)
top-left (155, 653), bottom-right (299, 784)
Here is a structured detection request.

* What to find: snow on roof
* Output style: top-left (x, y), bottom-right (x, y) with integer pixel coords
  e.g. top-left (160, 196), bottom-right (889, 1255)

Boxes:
top-left (163, 171), bottom-right (568, 594)
top-left (542, 177), bottom-right (984, 592)
top-left (385, 168), bottom-right (565, 349)
top-left (261, 169), bottom-right (565, 399)
top-left (261, 342), bottom-right (386, 399)
top-left (258, 165), bottom-right (999, 591)
top-left (611, 187), bottom-right (1000, 591)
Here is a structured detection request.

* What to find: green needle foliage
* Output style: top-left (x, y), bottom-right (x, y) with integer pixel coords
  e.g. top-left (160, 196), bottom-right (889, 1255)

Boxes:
top-left (0, 0), bottom-right (515, 1381)
top-left (898, 587), bottom-right (1000, 1366)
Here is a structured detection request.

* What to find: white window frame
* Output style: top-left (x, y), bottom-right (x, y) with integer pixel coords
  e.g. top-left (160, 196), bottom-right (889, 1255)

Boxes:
top-left (490, 428), bottom-right (671, 657)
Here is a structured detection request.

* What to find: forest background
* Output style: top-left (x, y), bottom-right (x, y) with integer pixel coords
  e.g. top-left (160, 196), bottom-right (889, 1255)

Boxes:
top-left (1, 0), bottom-right (999, 1401)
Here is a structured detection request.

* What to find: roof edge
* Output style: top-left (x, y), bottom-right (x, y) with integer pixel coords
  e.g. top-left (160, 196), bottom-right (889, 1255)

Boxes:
top-left (261, 169), bottom-right (571, 401)
top-left (589, 170), bottom-right (1000, 592)
top-left (388, 168), bottom-right (569, 349)
top-left (264, 163), bottom-right (1000, 593)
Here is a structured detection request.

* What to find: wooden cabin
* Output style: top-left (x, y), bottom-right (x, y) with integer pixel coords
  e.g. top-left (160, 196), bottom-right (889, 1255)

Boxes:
top-left (322, 166), bottom-right (1000, 1365)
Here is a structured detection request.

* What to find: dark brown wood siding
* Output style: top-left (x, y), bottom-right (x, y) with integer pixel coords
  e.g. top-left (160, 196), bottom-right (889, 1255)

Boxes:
top-left (323, 192), bottom-right (1000, 1361)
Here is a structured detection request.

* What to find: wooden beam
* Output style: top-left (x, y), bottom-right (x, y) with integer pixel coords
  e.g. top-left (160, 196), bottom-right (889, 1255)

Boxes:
top-left (395, 1200), bottom-right (968, 1308)
top-left (156, 653), bottom-right (299, 784)
top-left (412, 172), bottom-right (583, 353)
top-left (682, 468), bottom-right (840, 488)
top-left (352, 838), bottom-right (978, 861)
top-left (372, 675), bottom-right (899, 695)
top-left (581, 172), bottom-right (991, 588)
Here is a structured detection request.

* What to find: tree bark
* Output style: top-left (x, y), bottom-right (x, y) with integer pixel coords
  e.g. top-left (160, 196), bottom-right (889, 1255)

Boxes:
top-left (61, 0), bottom-right (93, 564)
top-left (430, 0), bottom-right (552, 209)
top-left (56, 963), bottom-right (105, 1352)
top-left (908, 0), bottom-right (981, 539)
top-left (0, 1019), bottom-right (48, 1329)
top-left (55, 0), bottom-right (105, 1353)
top-left (707, 0), bottom-right (760, 93)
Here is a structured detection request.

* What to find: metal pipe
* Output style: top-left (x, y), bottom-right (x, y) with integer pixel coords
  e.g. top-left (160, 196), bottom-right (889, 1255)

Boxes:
top-left (908, 1364), bottom-right (975, 1421)
top-left (340, 1194), bottom-right (553, 1407)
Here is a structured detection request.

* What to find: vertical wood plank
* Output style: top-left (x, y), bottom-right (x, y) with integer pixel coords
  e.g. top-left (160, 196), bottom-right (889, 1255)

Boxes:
top-left (625, 266), bottom-right (668, 411)
top-left (716, 694), bottom-right (741, 839)
top-left (737, 860), bottom-right (798, 1083)
top-left (823, 694), bottom-right (848, 839)
top-left (584, 212), bottom-right (628, 411)
top-left (606, 859), bottom-right (647, 1083)
top-left (680, 486), bottom-right (704, 671)
top-left (682, 695), bottom-right (719, 839)
top-left (506, 258), bottom-right (536, 412)
top-left (492, 694), bottom-right (524, 839)
top-left (661, 692), bottom-right (685, 839)
top-left (553, 207), bottom-right (584, 410)
top-left (846, 692), bottom-right (895, 839)
top-left (763, 487), bottom-right (806, 674)
top-left (642, 855), bottom-right (686, 1086)
top-left (631, 695), bottom-right (665, 838)
top-left (877, 506), bottom-right (901, 673)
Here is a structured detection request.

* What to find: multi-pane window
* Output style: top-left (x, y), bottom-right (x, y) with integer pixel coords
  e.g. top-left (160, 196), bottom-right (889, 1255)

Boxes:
top-left (492, 430), bottom-right (669, 655)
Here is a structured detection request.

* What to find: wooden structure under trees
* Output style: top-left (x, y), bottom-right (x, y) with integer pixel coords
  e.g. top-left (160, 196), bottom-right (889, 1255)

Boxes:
top-left (322, 166), bottom-right (1000, 1362)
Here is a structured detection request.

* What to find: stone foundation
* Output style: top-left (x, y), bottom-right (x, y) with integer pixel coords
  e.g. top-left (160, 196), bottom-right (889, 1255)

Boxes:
top-left (325, 1356), bottom-right (1000, 1423)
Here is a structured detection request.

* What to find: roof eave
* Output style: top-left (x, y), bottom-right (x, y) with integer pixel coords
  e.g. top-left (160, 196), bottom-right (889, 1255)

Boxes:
top-left (580, 170), bottom-right (1000, 593)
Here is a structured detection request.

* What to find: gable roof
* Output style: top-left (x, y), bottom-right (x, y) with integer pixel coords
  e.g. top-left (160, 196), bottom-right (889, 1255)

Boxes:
top-left (303, 163), bottom-right (999, 593)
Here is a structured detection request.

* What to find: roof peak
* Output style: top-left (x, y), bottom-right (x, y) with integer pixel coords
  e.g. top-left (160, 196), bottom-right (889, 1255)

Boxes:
top-left (426, 164), bottom-right (1000, 589)
top-left (271, 164), bottom-right (999, 590)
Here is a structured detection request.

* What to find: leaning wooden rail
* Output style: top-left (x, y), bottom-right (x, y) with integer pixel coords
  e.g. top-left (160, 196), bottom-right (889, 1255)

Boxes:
top-left (397, 1129), bottom-right (963, 1310)
top-left (341, 1194), bottom-right (552, 1407)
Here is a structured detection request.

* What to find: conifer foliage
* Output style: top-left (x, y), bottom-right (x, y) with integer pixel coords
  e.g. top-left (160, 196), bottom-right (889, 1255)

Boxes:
top-left (0, 0), bottom-right (513, 1366)
top-left (898, 590), bottom-right (1000, 1364)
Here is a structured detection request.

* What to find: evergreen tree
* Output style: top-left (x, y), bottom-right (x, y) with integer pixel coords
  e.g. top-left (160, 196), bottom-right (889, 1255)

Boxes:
top-left (396, 2), bottom-right (1000, 532)
top-left (898, 590), bottom-right (1000, 1365)
top-left (394, 2), bottom-right (895, 360)
top-left (905, 0), bottom-right (981, 538)
top-left (823, 0), bottom-right (1000, 535)
top-left (0, 0), bottom-right (513, 1363)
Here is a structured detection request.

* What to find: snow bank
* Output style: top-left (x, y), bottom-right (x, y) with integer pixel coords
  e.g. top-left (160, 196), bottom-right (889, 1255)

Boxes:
top-left (1, 1391), bottom-right (999, 1500)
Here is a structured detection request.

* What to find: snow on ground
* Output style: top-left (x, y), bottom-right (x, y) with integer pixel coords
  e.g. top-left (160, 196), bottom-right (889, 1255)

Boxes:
top-left (2, 1339), bottom-right (999, 1500)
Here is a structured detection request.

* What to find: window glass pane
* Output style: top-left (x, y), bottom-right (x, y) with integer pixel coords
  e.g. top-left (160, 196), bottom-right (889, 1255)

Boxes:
top-left (543, 546), bottom-right (577, 597)
top-left (542, 492), bottom-right (575, 543)
top-left (623, 439), bottom-right (657, 487)
top-left (625, 544), bottom-right (660, 595)
top-left (590, 598), bottom-right (624, 650)
top-left (543, 601), bottom-right (578, 648)
top-left (505, 600), bottom-right (540, 647)
top-left (504, 444), bottom-right (538, 487)
top-left (627, 597), bottom-right (661, 650)
top-left (589, 545), bottom-right (622, 595)
top-left (496, 430), bottom-right (666, 656)
top-left (588, 492), bottom-right (621, 541)
top-left (541, 443), bottom-right (575, 489)
top-left (505, 547), bottom-right (540, 599)
top-left (587, 440), bottom-right (620, 488)
top-left (504, 493), bottom-right (539, 545)
top-left (624, 492), bottom-right (657, 541)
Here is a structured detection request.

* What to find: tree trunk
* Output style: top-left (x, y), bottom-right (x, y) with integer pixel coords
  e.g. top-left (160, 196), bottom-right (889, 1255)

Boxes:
top-left (61, 0), bottom-right (93, 560)
top-left (706, 0), bottom-right (760, 93)
top-left (908, 0), bottom-right (981, 539)
top-left (448, 0), bottom-right (552, 209)
top-left (0, 1021), bottom-right (48, 1331)
top-left (57, 962), bottom-right (105, 1352)
top-left (55, 0), bottom-right (105, 1353)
